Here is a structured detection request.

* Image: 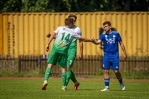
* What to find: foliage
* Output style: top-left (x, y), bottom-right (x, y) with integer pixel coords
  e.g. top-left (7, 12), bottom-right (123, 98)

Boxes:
top-left (0, 0), bottom-right (22, 12)
top-left (0, 0), bottom-right (148, 12)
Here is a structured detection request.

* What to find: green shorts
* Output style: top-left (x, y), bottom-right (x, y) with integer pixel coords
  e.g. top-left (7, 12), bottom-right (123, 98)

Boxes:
top-left (67, 48), bottom-right (76, 66)
top-left (47, 51), bottom-right (67, 68)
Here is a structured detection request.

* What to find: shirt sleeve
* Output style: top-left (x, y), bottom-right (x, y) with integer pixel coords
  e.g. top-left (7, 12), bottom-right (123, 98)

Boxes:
top-left (99, 34), bottom-right (104, 41)
top-left (77, 28), bottom-right (82, 36)
top-left (73, 32), bottom-right (81, 39)
top-left (54, 26), bottom-right (61, 34)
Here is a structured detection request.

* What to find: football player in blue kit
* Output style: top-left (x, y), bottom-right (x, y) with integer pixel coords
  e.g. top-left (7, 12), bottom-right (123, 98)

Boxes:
top-left (92, 21), bottom-right (127, 91)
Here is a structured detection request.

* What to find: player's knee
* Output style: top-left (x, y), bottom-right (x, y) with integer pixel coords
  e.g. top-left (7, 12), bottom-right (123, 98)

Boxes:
top-left (104, 70), bottom-right (109, 74)
top-left (66, 70), bottom-right (72, 78)
top-left (61, 72), bottom-right (66, 77)
top-left (66, 66), bottom-right (72, 70)
top-left (113, 70), bottom-right (119, 74)
top-left (47, 64), bottom-right (52, 68)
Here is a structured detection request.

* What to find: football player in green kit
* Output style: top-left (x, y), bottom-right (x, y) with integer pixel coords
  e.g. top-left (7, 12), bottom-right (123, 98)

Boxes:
top-left (65, 14), bottom-right (83, 90)
top-left (42, 18), bottom-right (93, 90)
top-left (46, 14), bottom-right (83, 90)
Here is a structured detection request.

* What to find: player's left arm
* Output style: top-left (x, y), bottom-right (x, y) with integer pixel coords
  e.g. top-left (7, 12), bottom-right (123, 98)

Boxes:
top-left (79, 37), bottom-right (94, 42)
top-left (78, 40), bottom-right (83, 60)
top-left (119, 41), bottom-right (127, 60)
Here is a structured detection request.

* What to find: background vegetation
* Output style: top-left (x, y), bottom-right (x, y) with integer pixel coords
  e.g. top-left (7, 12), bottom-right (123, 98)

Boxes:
top-left (0, 0), bottom-right (149, 12)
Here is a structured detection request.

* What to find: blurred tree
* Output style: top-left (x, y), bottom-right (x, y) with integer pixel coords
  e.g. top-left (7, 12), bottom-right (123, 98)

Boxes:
top-left (0, 0), bottom-right (148, 12)
top-left (130, 0), bottom-right (149, 11)
top-left (1, 0), bottom-right (22, 12)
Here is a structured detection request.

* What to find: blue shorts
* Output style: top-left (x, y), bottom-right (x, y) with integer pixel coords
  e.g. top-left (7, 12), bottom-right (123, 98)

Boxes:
top-left (102, 52), bottom-right (119, 70)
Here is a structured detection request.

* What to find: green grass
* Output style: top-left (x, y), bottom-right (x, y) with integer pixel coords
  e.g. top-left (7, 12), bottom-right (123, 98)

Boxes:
top-left (0, 79), bottom-right (149, 99)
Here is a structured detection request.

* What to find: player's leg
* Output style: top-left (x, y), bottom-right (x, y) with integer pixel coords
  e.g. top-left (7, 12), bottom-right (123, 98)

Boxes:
top-left (113, 70), bottom-right (125, 90)
top-left (41, 51), bottom-right (58, 90)
top-left (58, 54), bottom-right (67, 90)
top-left (70, 68), bottom-right (80, 90)
top-left (101, 57), bottom-right (110, 91)
top-left (112, 59), bottom-right (125, 90)
top-left (42, 64), bottom-right (52, 90)
top-left (66, 66), bottom-right (80, 90)
top-left (61, 67), bottom-right (67, 90)
top-left (66, 50), bottom-right (80, 90)
top-left (101, 69), bottom-right (110, 91)
top-left (70, 70), bottom-right (77, 83)
top-left (65, 66), bottom-right (72, 86)
top-left (65, 48), bottom-right (74, 85)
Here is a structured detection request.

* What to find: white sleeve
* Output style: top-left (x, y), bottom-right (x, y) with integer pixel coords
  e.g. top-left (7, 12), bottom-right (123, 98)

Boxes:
top-left (54, 26), bottom-right (61, 34)
top-left (73, 32), bottom-right (81, 39)
top-left (76, 27), bottom-right (82, 36)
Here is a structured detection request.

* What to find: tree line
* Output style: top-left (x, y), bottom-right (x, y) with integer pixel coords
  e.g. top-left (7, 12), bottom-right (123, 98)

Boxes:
top-left (0, 0), bottom-right (148, 12)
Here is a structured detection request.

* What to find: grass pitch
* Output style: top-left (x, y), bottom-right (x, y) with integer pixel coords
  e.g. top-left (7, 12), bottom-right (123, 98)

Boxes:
top-left (0, 78), bottom-right (149, 99)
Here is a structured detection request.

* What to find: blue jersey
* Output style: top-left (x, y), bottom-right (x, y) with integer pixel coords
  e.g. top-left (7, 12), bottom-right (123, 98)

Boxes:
top-left (99, 31), bottom-right (122, 54)
top-left (99, 31), bottom-right (122, 70)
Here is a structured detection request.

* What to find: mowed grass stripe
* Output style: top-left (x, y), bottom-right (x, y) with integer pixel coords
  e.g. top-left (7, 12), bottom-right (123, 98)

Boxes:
top-left (0, 79), bottom-right (149, 99)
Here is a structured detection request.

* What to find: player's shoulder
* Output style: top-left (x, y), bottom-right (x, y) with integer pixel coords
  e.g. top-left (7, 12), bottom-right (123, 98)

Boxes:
top-left (112, 31), bottom-right (121, 37)
top-left (100, 33), bottom-right (106, 36)
top-left (57, 26), bottom-right (70, 31)
top-left (72, 25), bottom-right (81, 30)
top-left (55, 26), bottom-right (63, 30)
top-left (112, 31), bottom-right (119, 34)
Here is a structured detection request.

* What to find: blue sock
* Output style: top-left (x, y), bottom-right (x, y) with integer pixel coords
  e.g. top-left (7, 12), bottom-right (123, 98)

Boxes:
top-left (104, 78), bottom-right (110, 87)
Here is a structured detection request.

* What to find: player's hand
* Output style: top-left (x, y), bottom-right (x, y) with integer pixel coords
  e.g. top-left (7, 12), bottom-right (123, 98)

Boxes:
top-left (91, 37), bottom-right (97, 44)
top-left (46, 44), bottom-right (49, 52)
top-left (78, 54), bottom-right (83, 61)
top-left (46, 33), bottom-right (51, 38)
top-left (123, 54), bottom-right (127, 60)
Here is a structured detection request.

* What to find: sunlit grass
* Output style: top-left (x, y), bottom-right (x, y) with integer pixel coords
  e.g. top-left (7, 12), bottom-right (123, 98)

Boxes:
top-left (0, 79), bottom-right (149, 99)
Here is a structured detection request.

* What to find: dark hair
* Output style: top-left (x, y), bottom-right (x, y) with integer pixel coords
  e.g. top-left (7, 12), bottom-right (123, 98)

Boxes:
top-left (68, 14), bottom-right (77, 21)
top-left (65, 18), bottom-right (74, 25)
top-left (103, 21), bottom-right (111, 26)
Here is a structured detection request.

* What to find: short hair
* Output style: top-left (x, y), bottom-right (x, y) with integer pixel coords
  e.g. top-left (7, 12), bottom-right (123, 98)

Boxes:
top-left (103, 21), bottom-right (111, 26)
top-left (65, 18), bottom-right (74, 26)
top-left (68, 14), bottom-right (77, 21)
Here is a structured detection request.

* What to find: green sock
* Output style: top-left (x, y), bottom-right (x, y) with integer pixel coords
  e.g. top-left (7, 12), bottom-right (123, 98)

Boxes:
top-left (44, 67), bottom-right (51, 81)
top-left (66, 70), bottom-right (72, 86)
top-left (70, 70), bottom-right (77, 83)
top-left (62, 73), bottom-right (66, 86)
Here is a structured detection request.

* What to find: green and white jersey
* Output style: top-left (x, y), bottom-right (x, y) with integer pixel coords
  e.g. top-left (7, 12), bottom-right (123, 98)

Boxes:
top-left (51, 26), bottom-right (81, 54)
top-left (69, 25), bottom-right (82, 49)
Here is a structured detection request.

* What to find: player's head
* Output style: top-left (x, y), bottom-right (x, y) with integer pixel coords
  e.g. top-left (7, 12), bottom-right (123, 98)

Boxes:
top-left (68, 14), bottom-right (77, 23)
top-left (65, 18), bottom-right (74, 28)
top-left (103, 21), bottom-right (112, 33)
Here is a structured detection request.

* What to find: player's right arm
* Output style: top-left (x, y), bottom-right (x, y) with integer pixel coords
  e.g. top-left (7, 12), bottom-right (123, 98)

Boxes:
top-left (92, 38), bottom-right (102, 45)
top-left (46, 33), bottom-right (57, 52)
top-left (46, 26), bottom-right (62, 51)
top-left (92, 34), bottom-right (104, 45)
top-left (46, 33), bottom-right (51, 38)
top-left (46, 33), bottom-right (56, 39)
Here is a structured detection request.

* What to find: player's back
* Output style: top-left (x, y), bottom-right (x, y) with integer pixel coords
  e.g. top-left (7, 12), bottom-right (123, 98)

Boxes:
top-left (52, 26), bottom-right (81, 54)
top-left (69, 25), bottom-right (82, 48)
